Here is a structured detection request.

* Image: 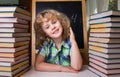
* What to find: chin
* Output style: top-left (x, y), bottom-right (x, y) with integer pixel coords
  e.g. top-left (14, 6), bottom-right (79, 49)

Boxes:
top-left (52, 36), bottom-right (61, 39)
top-left (52, 34), bottom-right (62, 39)
top-left (50, 31), bottom-right (63, 39)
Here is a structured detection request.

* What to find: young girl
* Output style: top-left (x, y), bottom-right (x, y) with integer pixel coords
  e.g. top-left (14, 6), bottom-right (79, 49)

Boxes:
top-left (34, 9), bottom-right (82, 73)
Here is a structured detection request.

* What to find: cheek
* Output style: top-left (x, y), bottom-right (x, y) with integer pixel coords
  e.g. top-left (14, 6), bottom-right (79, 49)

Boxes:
top-left (57, 22), bottom-right (62, 28)
top-left (60, 25), bottom-right (63, 32)
top-left (44, 29), bottom-right (51, 36)
top-left (42, 28), bottom-right (48, 35)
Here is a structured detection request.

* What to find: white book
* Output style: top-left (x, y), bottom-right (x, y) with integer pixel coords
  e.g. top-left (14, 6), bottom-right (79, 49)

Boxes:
top-left (0, 56), bottom-right (29, 66)
top-left (0, 52), bottom-right (29, 62)
top-left (0, 17), bottom-right (28, 24)
top-left (0, 12), bottom-right (31, 21)
top-left (0, 41), bottom-right (29, 47)
top-left (0, 64), bottom-right (29, 76)
top-left (88, 66), bottom-right (120, 77)
top-left (89, 37), bottom-right (120, 43)
top-left (90, 33), bottom-right (120, 38)
top-left (90, 62), bottom-right (120, 74)
top-left (0, 23), bottom-right (29, 29)
top-left (89, 17), bottom-right (120, 24)
top-left (90, 22), bottom-right (120, 28)
top-left (0, 33), bottom-right (30, 37)
top-left (89, 45), bottom-right (120, 53)
top-left (0, 28), bottom-right (28, 33)
top-left (89, 54), bottom-right (120, 64)
top-left (90, 28), bottom-right (120, 33)
top-left (0, 45), bottom-right (29, 52)
top-left (89, 42), bottom-right (120, 48)
top-left (0, 6), bottom-right (31, 16)
top-left (0, 37), bottom-right (30, 43)
top-left (89, 58), bottom-right (120, 69)
top-left (90, 10), bottom-right (120, 19)
top-left (89, 50), bottom-right (120, 58)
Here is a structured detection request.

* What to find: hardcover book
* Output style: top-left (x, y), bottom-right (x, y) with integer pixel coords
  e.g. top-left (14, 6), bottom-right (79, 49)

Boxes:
top-left (89, 50), bottom-right (120, 59)
top-left (90, 10), bottom-right (120, 19)
top-left (0, 6), bottom-right (31, 16)
top-left (90, 28), bottom-right (120, 33)
top-left (0, 23), bottom-right (29, 29)
top-left (90, 33), bottom-right (120, 38)
top-left (0, 45), bottom-right (29, 53)
top-left (0, 28), bottom-right (28, 33)
top-left (0, 12), bottom-right (31, 21)
top-left (89, 41), bottom-right (120, 48)
top-left (0, 33), bottom-right (30, 37)
top-left (0, 41), bottom-right (29, 47)
top-left (0, 17), bottom-right (28, 24)
top-left (0, 60), bottom-right (29, 71)
top-left (88, 66), bottom-right (120, 77)
top-left (90, 22), bottom-right (120, 28)
top-left (89, 62), bottom-right (120, 74)
top-left (0, 52), bottom-right (29, 62)
top-left (89, 45), bottom-right (120, 53)
top-left (0, 49), bottom-right (28, 57)
top-left (89, 37), bottom-right (120, 43)
top-left (0, 64), bottom-right (29, 77)
top-left (89, 58), bottom-right (120, 69)
top-left (0, 37), bottom-right (30, 43)
top-left (89, 54), bottom-right (120, 64)
top-left (89, 17), bottom-right (120, 24)
top-left (0, 56), bottom-right (29, 66)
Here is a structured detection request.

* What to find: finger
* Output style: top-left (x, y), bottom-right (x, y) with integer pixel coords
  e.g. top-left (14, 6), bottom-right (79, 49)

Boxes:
top-left (70, 27), bottom-right (73, 34)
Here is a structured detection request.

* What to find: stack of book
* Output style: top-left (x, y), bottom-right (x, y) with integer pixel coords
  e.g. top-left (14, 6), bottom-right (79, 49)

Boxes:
top-left (88, 10), bottom-right (120, 77)
top-left (0, 6), bottom-right (31, 77)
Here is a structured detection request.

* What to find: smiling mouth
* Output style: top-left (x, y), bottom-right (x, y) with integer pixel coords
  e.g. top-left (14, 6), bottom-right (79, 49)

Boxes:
top-left (52, 29), bottom-right (59, 34)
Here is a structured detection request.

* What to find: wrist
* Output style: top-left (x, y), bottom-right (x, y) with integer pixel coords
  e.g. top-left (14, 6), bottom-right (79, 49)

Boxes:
top-left (59, 65), bottom-right (63, 72)
top-left (71, 40), bottom-right (77, 44)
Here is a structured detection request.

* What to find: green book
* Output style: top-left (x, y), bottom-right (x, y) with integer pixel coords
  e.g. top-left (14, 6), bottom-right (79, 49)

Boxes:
top-left (0, 0), bottom-right (19, 5)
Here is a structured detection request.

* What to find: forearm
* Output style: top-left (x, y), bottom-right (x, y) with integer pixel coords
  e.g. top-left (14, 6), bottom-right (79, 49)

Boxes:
top-left (35, 62), bottom-right (78, 73)
top-left (35, 62), bottom-right (62, 72)
top-left (70, 40), bottom-right (83, 71)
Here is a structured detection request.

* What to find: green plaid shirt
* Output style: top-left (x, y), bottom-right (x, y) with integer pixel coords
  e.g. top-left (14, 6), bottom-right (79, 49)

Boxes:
top-left (38, 38), bottom-right (71, 66)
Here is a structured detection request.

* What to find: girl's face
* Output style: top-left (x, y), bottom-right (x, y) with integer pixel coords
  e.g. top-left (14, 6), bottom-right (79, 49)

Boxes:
top-left (42, 19), bottom-right (63, 39)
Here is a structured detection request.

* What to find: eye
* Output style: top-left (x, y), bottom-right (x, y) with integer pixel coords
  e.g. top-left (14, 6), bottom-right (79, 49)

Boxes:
top-left (44, 24), bottom-right (50, 29)
top-left (52, 20), bottom-right (57, 24)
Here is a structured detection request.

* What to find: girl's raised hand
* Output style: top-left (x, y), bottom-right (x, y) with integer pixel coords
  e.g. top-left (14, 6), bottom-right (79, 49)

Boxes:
top-left (70, 27), bottom-right (76, 43)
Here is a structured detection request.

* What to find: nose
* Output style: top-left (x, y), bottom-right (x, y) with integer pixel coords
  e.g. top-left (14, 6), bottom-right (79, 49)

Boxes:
top-left (51, 25), bottom-right (56, 30)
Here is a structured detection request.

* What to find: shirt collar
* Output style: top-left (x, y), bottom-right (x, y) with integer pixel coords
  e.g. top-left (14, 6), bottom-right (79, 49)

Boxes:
top-left (49, 39), bottom-right (70, 48)
top-left (61, 40), bottom-right (70, 48)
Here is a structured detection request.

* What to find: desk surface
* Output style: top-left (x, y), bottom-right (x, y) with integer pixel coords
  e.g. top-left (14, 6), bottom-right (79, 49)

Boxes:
top-left (21, 66), bottom-right (99, 77)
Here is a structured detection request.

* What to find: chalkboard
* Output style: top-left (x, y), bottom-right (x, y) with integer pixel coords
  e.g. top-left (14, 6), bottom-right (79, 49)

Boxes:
top-left (36, 1), bottom-right (84, 48)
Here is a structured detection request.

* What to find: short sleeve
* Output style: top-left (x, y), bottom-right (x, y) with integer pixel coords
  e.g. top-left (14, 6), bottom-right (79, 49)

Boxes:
top-left (69, 48), bottom-right (72, 56)
top-left (66, 37), bottom-right (72, 56)
top-left (38, 41), bottom-right (48, 57)
top-left (38, 47), bottom-right (47, 57)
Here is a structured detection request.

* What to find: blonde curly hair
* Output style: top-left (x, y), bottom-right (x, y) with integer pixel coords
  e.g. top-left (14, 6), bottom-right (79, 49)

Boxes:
top-left (34, 9), bottom-right (70, 47)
